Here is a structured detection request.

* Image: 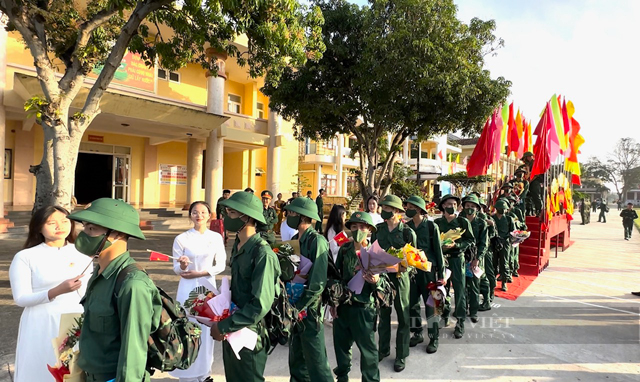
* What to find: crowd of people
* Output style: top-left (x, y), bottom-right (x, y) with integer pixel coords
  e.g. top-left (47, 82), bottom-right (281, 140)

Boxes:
top-left (8, 151), bottom-right (639, 382)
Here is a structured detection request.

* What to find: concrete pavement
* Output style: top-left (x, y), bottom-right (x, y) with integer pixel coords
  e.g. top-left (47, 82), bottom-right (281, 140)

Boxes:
top-left (1, 211), bottom-right (639, 381)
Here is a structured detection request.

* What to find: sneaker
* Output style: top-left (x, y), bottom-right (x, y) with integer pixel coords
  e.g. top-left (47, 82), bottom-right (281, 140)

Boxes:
top-left (426, 339), bottom-right (438, 354)
top-left (409, 332), bottom-right (424, 347)
top-left (454, 325), bottom-right (464, 339)
top-left (393, 358), bottom-right (406, 372)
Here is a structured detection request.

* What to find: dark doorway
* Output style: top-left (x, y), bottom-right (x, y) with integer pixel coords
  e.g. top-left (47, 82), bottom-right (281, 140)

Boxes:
top-left (75, 153), bottom-right (113, 205)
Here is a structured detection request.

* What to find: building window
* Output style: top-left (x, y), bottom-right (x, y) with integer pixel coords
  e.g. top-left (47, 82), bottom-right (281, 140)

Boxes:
top-left (257, 102), bottom-right (265, 119)
top-left (323, 139), bottom-right (335, 150)
top-left (228, 94), bottom-right (242, 114)
top-left (321, 174), bottom-right (338, 195)
top-left (305, 138), bottom-right (317, 155)
top-left (158, 68), bottom-right (180, 83)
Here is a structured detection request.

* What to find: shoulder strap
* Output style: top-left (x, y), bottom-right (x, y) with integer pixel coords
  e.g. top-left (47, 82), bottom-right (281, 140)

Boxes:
top-left (402, 225), bottom-right (413, 244)
top-left (115, 263), bottom-right (146, 295)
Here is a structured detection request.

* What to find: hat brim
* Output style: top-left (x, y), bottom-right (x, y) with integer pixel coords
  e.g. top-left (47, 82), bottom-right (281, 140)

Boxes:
top-left (68, 209), bottom-right (146, 240)
top-left (379, 202), bottom-right (405, 212)
top-left (284, 204), bottom-right (321, 222)
top-left (461, 199), bottom-right (481, 210)
top-left (345, 220), bottom-right (377, 233)
top-left (405, 201), bottom-right (427, 214)
top-left (219, 198), bottom-right (266, 224)
top-left (438, 196), bottom-right (461, 210)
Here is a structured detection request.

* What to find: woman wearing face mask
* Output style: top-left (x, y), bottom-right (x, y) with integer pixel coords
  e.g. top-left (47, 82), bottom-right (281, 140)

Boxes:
top-left (332, 211), bottom-right (382, 382)
top-left (324, 204), bottom-right (347, 262)
top-left (404, 195), bottom-right (445, 354)
top-left (461, 194), bottom-right (489, 323)
top-left (9, 206), bottom-right (89, 382)
top-left (371, 194), bottom-right (416, 373)
top-left (170, 201), bottom-right (226, 382)
top-left (365, 195), bottom-right (384, 225)
top-left (434, 194), bottom-right (475, 339)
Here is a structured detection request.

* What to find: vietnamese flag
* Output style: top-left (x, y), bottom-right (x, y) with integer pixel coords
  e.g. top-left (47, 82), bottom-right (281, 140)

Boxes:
top-left (333, 231), bottom-right (350, 247)
top-left (149, 251), bottom-right (171, 261)
top-left (467, 118), bottom-right (492, 177)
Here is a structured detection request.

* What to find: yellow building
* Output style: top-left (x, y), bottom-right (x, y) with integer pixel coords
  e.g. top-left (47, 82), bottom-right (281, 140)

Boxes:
top-left (1, 25), bottom-right (302, 212)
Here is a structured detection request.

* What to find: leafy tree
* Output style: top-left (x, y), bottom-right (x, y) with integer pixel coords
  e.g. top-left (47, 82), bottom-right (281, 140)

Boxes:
top-left (263, 0), bottom-right (510, 201)
top-left (584, 138), bottom-right (640, 201)
top-left (386, 163), bottom-right (421, 200)
top-left (0, 0), bottom-right (324, 210)
top-left (436, 171), bottom-right (493, 197)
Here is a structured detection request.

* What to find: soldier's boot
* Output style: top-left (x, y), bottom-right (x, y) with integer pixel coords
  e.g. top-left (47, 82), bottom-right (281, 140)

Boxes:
top-left (409, 332), bottom-right (424, 347)
top-left (454, 320), bottom-right (465, 339)
top-left (501, 281), bottom-right (508, 292)
top-left (426, 323), bottom-right (439, 354)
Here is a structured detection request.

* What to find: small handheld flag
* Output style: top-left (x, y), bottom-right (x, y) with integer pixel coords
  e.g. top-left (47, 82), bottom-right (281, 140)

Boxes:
top-left (147, 249), bottom-right (191, 263)
top-left (333, 231), bottom-right (350, 247)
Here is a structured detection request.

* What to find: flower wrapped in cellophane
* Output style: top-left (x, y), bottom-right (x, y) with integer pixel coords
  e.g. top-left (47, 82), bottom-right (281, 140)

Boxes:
top-left (399, 244), bottom-right (432, 272)
top-left (510, 230), bottom-right (531, 246)
top-left (47, 314), bottom-right (84, 382)
top-left (440, 228), bottom-right (466, 246)
top-left (347, 240), bottom-right (403, 294)
top-left (183, 279), bottom-right (237, 326)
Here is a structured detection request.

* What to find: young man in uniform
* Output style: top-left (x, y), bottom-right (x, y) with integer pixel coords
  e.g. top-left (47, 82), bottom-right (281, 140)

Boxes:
top-left (491, 199), bottom-right (516, 291)
top-left (316, 188), bottom-right (326, 232)
top-left (502, 195), bottom-right (527, 278)
top-left (257, 190), bottom-right (278, 246)
top-left (405, 195), bottom-right (445, 354)
top-left (620, 203), bottom-right (638, 240)
top-left (284, 197), bottom-right (334, 382)
top-left (216, 189), bottom-right (231, 219)
top-left (598, 199), bottom-right (609, 223)
top-left (371, 194), bottom-right (416, 372)
top-left (68, 198), bottom-right (162, 382)
top-left (435, 194), bottom-right (475, 339)
top-left (332, 211), bottom-right (382, 382)
top-left (211, 191), bottom-right (280, 381)
top-left (477, 196), bottom-right (496, 311)
top-left (461, 194), bottom-right (489, 323)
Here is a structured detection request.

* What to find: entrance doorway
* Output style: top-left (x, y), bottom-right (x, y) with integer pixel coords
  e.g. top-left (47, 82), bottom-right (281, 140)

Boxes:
top-left (75, 153), bottom-right (112, 205)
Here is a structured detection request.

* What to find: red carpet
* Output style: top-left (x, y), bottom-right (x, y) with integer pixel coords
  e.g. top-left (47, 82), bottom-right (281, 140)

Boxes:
top-left (493, 274), bottom-right (537, 301)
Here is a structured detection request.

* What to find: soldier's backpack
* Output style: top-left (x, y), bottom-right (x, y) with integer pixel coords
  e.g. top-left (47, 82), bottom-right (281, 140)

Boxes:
top-left (115, 263), bottom-right (201, 374)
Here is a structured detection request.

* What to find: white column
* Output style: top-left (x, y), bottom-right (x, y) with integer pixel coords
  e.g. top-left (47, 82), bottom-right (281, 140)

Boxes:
top-left (336, 135), bottom-right (344, 196)
top-left (0, 14), bottom-right (7, 218)
top-left (317, 165), bottom-right (323, 195)
top-left (186, 138), bottom-right (204, 205)
top-left (266, 109), bottom-right (281, 194)
top-left (403, 139), bottom-right (409, 165)
top-left (204, 48), bottom-right (226, 206)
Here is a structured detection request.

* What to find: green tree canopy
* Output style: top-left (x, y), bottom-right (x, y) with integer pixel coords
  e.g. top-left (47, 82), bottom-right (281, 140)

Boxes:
top-left (263, 0), bottom-right (510, 200)
top-left (1, 0), bottom-right (324, 210)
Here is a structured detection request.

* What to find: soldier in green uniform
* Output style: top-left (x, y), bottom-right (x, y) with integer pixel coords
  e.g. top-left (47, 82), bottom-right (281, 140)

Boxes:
top-left (621, 203), bottom-right (638, 240)
top-left (316, 188), bottom-right (326, 232)
top-left (332, 211), bottom-right (382, 382)
top-left (502, 195), bottom-right (527, 278)
top-left (598, 200), bottom-right (609, 223)
top-left (527, 174), bottom-right (544, 217)
top-left (284, 198), bottom-right (334, 382)
top-left (371, 194), bottom-right (416, 372)
top-left (405, 195), bottom-right (445, 354)
top-left (68, 198), bottom-right (162, 382)
top-left (491, 199), bottom-right (516, 291)
top-left (256, 190), bottom-right (278, 246)
top-left (477, 197), bottom-right (496, 311)
top-left (461, 195), bottom-right (489, 323)
top-left (510, 167), bottom-right (530, 217)
top-left (521, 151), bottom-right (534, 173)
top-left (435, 194), bottom-right (475, 339)
top-left (210, 191), bottom-right (280, 382)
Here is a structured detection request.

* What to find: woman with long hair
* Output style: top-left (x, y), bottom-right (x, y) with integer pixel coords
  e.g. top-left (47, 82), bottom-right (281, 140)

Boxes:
top-left (10, 206), bottom-right (91, 382)
top-left (324, 204), bottom-right (347, 262)
top-left (170, 201), bottom-right (226, 382)
top-left (365, 195), bottom-right (384, 225)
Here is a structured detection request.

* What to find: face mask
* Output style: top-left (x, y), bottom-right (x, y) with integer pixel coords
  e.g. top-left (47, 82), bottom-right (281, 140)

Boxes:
top-left (352, 229), bottom-right (368, 243)
top-left (464, 208), bottom-right (476, 216)
top-left (444, 207), bottom-right (456, 215)
top-left (405, 209), bottom-right (418, 218)
top-left (286, 215), bottom-right (301, 229)
top-left (224, 215), bottom-right (246, 233)
top-left (496, 208), bottom-right (505, 215)
top-left (75, 231), bottom-right (112, 257)
top-left (380, 210), bottom-right (394, 220)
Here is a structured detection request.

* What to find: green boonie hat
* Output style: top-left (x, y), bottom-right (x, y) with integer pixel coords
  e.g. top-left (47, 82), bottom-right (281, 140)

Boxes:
top-left (478, 197), bottom-right (487, 207)
top-left (261, 190), bottom-right (273, 199)
top-left (496, 196), bottom-right (512, 208)
top-left (284, 197), bottom-right (321, 221)
top-left (405, 195), bottom-right (427, 213)
top-left (501, 183), bottom-right (513, 190)
top-left (379, 195), bottom-right (405, 212)
top-left (345, 211), bottom-right (377, 232)
top-left (438, 194), bottom-right (461, 211)
top-left (461, 194), bottom-right (482, 209)
top-left (68, 198), bottom-right (145, 240)
top-left (495, 199), bottom-right (510, 210)
top-left (469, 191), bottom-right (481, 198)
top-left (219, 191), bottom-right (266, 224)
top-left (521, 151), bottom-right (534, 159)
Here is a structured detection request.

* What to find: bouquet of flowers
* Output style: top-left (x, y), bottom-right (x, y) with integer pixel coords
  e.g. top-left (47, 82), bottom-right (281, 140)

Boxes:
top-left (347, 241), bottom-right (404, 294)
top-left (440, 228), bottom-right (466, 246)
top-left (399, 244), bottom-right (432, 272)
top-left (510, 230), bottom-right (531, 246)
top-left (183, 281), bottom-right (237, 326)
top-left (47, 314), bottom-right (84, 382)
top-left (426, 282), bottom-right (448, 316)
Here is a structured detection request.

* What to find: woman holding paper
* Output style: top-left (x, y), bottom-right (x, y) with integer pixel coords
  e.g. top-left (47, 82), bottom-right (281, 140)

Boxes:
top-left (10, 206), bottom-right (90, 382)
top-left (332, 211), bottom-right (382, 382)
top-left (170, 201), bottom-right (226, 382)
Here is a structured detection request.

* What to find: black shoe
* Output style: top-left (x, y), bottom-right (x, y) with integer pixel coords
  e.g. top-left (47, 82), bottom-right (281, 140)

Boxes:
top-left (513, 271), bottom-right (519, 277)
top-left (203, 378), bottom-right (214, 382)
top-left (394, 358), bottom-right (406, 372)
top-left (454, 325), bottom-right (464, 339)
top-left (632, 292), bottom-right (640, 297)
top-left (470, 316), bottom-right (479, 323)
top-left (441, 317), bottom-right (450, 328)
top-left (426, 339), bottom-right (438, 354)
top-left (506, 277), bottom-right (513, 283)
top-left (409, 332), bottom-right (424, 347)
top-left (378, 351), bottom-right (390, 362)
top-left (501, 283), bottom-right (508, 292)
top-left (478, 302), bottom-right (492, 311)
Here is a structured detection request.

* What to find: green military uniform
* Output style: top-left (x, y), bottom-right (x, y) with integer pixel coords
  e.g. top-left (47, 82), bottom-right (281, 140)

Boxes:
top-left (621, 207), bottom-right (638, 240)
top-left (333, 212), bottom-right (381, 382)
top-left (68, 198), bottom-right (162, 382)
top-left (405, 195), bottom-right (444, 354)
top-left (500, 196), bottom-right (527, 277)
top-left (598, 201), bottom-right (609, 223)
top-left (216, 196), bottom-right (227, 219)
top-left (371, 194), bottom-right (416, 371)
top-left (527, 174), bottom-right (544, 217)
top-left (477, 197), bottom-right (496, 310)
top-left (315, 194), bottom-right (324, 232)
top-left (285, 197), bottom-right (333, 382)
top-left (461, 195), bottom-right (489, 321)
top-left (435, 198), bottom-right (475, 336)
top-left (217, 191), bottom-right (280, 381)
top-left (491, 199), bottom-right (516, 291)
top-left (257, 207), bottom-right (278, 245)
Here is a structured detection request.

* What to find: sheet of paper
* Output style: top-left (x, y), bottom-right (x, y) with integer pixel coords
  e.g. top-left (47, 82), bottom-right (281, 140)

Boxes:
top-left (226, 327), bottom-right (259, 360)
top-left (292, 255), bottom-right (312, 284)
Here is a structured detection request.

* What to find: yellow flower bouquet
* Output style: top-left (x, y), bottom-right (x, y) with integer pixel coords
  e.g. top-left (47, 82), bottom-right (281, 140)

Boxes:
top-left (440, 228), bottom-right (466, 246)
top-left (399, 244), bottom-right (432, 272)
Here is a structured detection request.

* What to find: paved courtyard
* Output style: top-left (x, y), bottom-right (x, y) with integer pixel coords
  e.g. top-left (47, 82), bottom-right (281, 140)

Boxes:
top-left (0, 211), bottom-right (638, 381)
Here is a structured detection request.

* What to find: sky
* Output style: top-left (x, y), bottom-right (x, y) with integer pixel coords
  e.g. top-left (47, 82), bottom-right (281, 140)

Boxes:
top-left (347, 0), bottom-right (640, 161)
